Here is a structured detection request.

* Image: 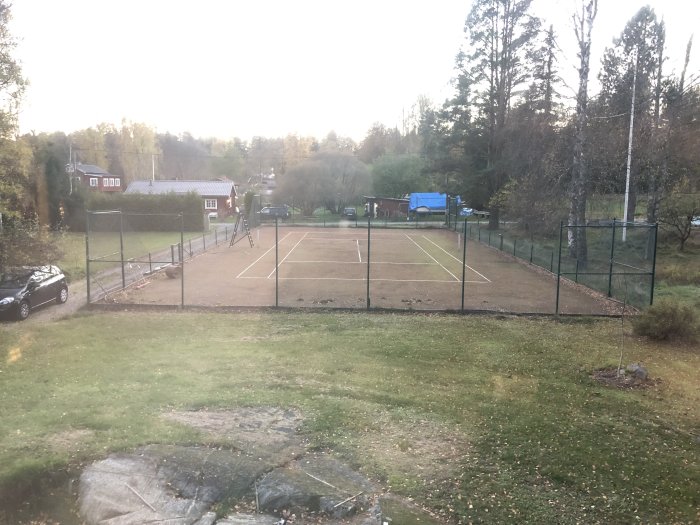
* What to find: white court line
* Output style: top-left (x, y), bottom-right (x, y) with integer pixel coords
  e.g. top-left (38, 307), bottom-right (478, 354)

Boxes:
top-left (421, 235), bottom-right (492, 283)
top-left (238, 276), bottom-right (467, 283)
top-left (267, 231), bottom-right (309, 278)
top-left (404, 234), bottom-right (461, 282)
top-left (284, 260), bottom-right (434, 265)
top-left (356, 239), bottom-right (361, 262)
top-left (236, 231), bottom-right (294, 278)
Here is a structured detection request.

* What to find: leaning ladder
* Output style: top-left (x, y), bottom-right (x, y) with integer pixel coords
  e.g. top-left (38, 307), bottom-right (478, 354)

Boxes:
top-left (229, 213), bottom-right (254, 248)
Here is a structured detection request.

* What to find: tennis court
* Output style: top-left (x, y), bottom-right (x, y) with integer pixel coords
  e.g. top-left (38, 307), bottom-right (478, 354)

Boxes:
top-left (109, 225), bottom-right (620, 314)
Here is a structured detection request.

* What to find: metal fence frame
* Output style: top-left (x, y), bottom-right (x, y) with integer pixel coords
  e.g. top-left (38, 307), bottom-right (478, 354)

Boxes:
top-left (86, 210), bottom-right (657, 315)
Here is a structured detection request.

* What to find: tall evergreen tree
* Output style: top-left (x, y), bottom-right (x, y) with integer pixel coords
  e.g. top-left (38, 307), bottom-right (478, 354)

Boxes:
top-left (454, 0), bottom-right (541, 227)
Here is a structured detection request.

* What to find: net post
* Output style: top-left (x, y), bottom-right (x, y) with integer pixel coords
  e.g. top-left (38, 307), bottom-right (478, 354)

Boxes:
top-left (275, 217), bottom-right (279, 307)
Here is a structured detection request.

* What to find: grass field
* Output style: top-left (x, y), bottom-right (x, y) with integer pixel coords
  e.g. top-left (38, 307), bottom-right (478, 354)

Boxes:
top-left (1, 311), bottom-right (698, 523)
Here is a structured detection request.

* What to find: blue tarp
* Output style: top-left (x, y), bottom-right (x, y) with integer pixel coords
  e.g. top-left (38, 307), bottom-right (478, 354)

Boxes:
top-left (408, 193), bottom-right (460, 212)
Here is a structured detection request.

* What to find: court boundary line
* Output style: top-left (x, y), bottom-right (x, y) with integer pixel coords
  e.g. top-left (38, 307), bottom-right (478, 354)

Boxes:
top-left (420, 235), bottom-right (492, 283)
top-left (238, 229), bottom-right (491, 285)
top-left (267, 231), bottom-right (309, 278)
top-left (236, 231), bottom-right (294, 278)
top-left (404, 233), bottom-right (460, 282)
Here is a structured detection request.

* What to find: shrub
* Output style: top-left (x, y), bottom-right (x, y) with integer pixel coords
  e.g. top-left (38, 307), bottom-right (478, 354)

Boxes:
top-left (632, 299), bottom-right (699, 341)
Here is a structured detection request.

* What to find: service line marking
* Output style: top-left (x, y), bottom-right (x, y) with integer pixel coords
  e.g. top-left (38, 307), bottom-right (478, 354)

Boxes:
top-left (420, 235), bottom-right (492, 283)
top-left (404, 234), bottom-right (461, 282)
top-left (267, 231), bottom-right (309, 279)
top-left (236, 231), bottom-right (294, 278)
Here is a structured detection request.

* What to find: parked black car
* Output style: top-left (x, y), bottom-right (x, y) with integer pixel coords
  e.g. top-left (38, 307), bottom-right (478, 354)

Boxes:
top-left (341, 207), bottom-right (357, 219)
top-left (257, 206), bottom-right (290, 220)
top-left (0, 265), bottom-right (68, 320)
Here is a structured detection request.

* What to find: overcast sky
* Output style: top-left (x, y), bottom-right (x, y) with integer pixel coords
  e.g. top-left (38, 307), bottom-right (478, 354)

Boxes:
top-left (9, 0), bottom-right (699, 142)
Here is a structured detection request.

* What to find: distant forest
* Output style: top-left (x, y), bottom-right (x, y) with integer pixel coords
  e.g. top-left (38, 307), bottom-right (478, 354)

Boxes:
top-left (2, 0), bottom-right (699, 266)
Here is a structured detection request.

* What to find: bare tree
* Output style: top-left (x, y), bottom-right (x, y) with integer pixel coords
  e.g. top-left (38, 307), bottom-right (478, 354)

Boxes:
top-left (568, 0), bottom-right (598, 265)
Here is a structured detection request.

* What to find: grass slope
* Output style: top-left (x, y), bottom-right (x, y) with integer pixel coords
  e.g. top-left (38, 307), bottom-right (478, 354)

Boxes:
top-left (1, 311), bottom-right (698, 523)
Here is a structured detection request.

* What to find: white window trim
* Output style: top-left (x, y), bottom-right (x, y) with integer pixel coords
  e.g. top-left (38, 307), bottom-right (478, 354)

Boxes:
top-left (90, 178), bottom-right (98, 187)
top-left (204, 199), bottom-right (218, 210)
top-left (114, 178), bottom-right (121, 188)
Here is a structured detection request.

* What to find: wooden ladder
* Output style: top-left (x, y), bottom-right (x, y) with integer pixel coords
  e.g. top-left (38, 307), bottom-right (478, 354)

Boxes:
top-left (229, 213), bottom-right (254, 248)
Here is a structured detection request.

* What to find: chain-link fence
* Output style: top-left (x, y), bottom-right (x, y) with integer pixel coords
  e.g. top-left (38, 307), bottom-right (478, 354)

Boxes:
top-left (87, 210), bottom-right (656, 314)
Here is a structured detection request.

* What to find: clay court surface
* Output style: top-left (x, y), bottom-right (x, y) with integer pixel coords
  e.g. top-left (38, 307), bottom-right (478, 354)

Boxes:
top-left (108, 226), bottom-right (620, 314)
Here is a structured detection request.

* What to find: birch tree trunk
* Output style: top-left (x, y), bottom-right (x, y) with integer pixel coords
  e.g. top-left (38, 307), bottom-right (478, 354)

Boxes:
top-left (568, 0), bottom-right (598, 265)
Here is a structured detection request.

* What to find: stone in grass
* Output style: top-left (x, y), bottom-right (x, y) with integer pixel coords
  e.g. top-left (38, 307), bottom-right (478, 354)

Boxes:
top-left (626, 363), bottom-right (648, 381)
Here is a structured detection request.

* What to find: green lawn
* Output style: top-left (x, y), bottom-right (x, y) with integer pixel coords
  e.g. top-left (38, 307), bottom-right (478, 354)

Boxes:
top-left (55, 230), bottom-right (215, 282)
top-left (1, 311), bottom-right (698, 523)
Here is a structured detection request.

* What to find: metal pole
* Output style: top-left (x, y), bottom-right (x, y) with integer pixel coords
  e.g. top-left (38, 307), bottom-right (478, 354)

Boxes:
top-left (275, 217), bottom-right (279, 307)
top-left (555, 222), bottom-right (564, 315)
top-left (85, 211), bottom-right (91, 304)
top-left (461, 219), bottom-right (467, 311)
top-left (366, 215), bottom-right (371, 309)
top-left (650, 223), bottom-right (658, 305)
top-left (180, 213), bottom-right (185, 308)
top-left (608, 219), bottom-right (617, 297)
top-left (119, 211), bottom-right (126, 289)
top-left (623, 48), bottom-right (638, 243)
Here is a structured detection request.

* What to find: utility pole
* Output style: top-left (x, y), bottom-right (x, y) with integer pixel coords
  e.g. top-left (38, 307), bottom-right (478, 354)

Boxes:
top-left (623, 48), bottom-right (638, 242)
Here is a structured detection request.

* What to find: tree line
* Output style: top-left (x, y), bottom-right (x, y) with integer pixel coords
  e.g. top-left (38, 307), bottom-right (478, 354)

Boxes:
top-left (2, 0), bottom-right (699, 272)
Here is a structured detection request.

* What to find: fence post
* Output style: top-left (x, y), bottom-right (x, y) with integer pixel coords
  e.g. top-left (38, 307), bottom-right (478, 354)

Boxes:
top-left (85, 211), bottom-right (91, 304)
top-left (148, 253), bottom-right (152, 274)
top-left (608, 219), bottom-right (617, 297)
top-left (550, 251), bottom-right (554, 273)
top-left (180, 213), bottom-right (185, 308)
top-left (513, 238), bottom-right (517, 257)
top-left (275, 217), bottom-right (279, 307)
top-left (575, 259), bottom-right (579, 283)
top-left (555, 222), bottom-right (564, 315)
top-left (189, 239), bottom-right (193, 259)
top-left (119, 211), bottom-right (126, 289)
top-left (649, 223), bottom-right (658, 305)
top-left (202, 233), bottom-right (206, 252)
top-left (530, 243), bottom-right (534, 264)
top-left (171, 245), bottom-right (175, 264)
top-left (499, 234), bottom-right (503, 251)
top-left (366, 216), bottom-right (371, 309)
top-left (461, 219), bottom-right (467, 311)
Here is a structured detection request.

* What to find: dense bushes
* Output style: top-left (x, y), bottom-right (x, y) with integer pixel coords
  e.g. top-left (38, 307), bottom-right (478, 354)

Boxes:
top-left (67, 192), bottom-right (205, 232)
top-left (632, 299), bottom-right (699, 341)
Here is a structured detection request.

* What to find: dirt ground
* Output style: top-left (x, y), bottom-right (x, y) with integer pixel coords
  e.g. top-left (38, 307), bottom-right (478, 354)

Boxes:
top-left (102, 225), bottom-right (623, 315)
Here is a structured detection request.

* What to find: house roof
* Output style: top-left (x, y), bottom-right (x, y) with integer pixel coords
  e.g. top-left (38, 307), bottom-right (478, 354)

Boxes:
top-left (124, 180), bottom-right (237, 197)
top-left (76, 163), bottom-right (111, 176)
